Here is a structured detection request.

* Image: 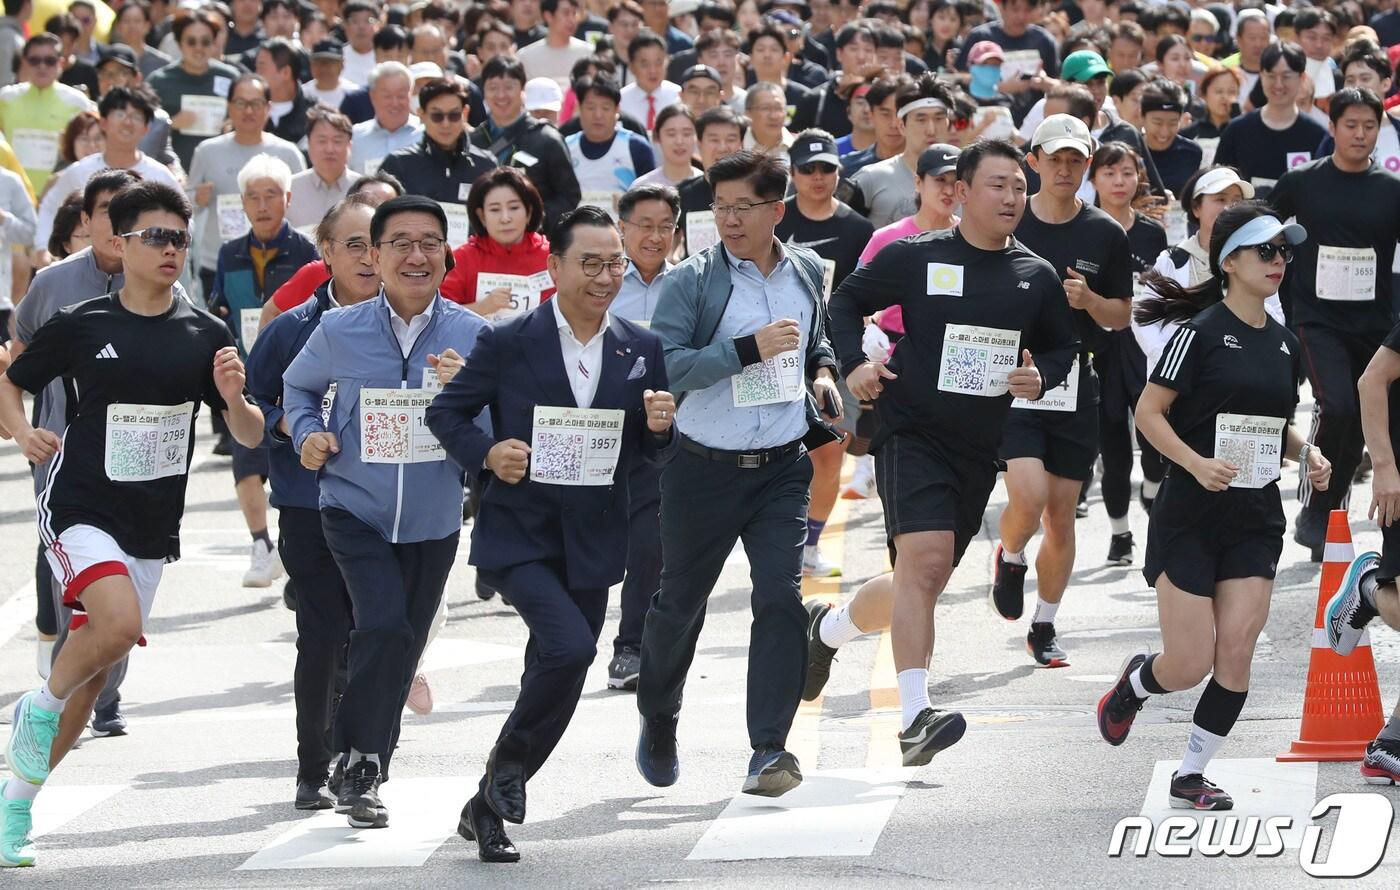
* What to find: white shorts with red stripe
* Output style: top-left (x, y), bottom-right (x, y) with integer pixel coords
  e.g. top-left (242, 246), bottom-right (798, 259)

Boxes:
top-left (46, 524), bottom-right (162, 646)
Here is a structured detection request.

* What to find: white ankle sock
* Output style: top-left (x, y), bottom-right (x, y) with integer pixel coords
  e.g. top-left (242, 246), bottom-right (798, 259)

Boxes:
top-left (2, 779), bottom-right (40, 801)
top-left (350, 749), bottom-right (380, 769)
top-left (1031, 597), bottom-right (1059, 624)
top-left (1110, 516), bottom-right (1130, 535)
top-left (1177, 724), bottom-right (1228, 777)
top-left (819, 602), bottom-right (864, 649)
top-left (34, 682), bottom-right (66, 714)
top-left (1001, 548), bottom-right (1026, 565)
top-left (1128, 668), bottom-right (1150, 699)
top-left (897, 669), bottom-right (931, 731)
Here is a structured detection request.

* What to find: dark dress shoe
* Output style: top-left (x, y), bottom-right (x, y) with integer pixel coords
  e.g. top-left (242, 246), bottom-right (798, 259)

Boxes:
top-left (458, 795), bottom-right (520, 863)
top-left (295, 779), bottom-right (334, 810)
top-left (484, 750), bottom-right (526, 824)
top-left (636, 713), bottom-right (679, 787)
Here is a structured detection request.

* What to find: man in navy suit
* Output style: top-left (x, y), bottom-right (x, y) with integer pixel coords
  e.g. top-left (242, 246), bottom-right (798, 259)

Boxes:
top-left (425, 206), bottom-right (677, 863)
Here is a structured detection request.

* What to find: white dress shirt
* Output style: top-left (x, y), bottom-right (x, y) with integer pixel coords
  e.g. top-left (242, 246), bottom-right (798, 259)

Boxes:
top-left (552, 298), bottom-right (609, 409)
top-left (385, 293), bottom-right (434, 357)
top-left (619, 81), bottom-right (681, 130)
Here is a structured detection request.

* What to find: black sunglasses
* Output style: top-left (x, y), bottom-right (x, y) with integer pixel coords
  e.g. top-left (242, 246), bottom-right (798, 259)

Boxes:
top-left (796, 162), bottom-right (837, 175)
top-left (1251, 241), bottom-right (1294, 264)
top-left (427, 109), bottom-right (463, 124)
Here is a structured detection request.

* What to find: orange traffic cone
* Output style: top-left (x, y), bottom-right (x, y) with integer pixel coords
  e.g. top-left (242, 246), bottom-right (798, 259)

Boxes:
top-left (1278, 510), bottom-right (1385, 762)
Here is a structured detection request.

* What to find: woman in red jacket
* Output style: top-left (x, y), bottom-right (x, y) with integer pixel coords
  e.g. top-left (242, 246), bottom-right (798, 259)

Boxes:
top-left (440, 166), bottom-right (555, 315)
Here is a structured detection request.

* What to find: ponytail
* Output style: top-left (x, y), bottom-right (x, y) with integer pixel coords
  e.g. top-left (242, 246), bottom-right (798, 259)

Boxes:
top-left (1134, 270), bottom-right (1224, 327)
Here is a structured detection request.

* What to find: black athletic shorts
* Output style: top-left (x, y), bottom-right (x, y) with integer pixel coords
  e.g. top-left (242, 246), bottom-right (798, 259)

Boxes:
top-left (998, 401), bottom-right (1099, 482)
top-left (1142, 472), bottom-right (1285, 597)
top-left (231, 438), bottom-right (270, 483)
top-left (1378, 520), bottom-right (1400, 585)
top-left (875, 431), bottom-right (999, 568)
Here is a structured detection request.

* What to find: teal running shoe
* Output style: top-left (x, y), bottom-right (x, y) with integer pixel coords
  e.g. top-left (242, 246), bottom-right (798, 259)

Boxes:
top-left (0, 782), bottom-right (36, 867)
top-left (6, 693), bottom-right (60, 785)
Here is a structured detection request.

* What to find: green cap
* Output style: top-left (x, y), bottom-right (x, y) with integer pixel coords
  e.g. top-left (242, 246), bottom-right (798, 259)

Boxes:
top-left (1061, 50), bottom-right (1111, 83)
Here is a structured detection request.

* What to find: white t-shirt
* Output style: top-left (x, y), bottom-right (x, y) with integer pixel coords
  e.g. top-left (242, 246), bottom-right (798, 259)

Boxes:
top-left (517, 37), bottom-right (594, 89)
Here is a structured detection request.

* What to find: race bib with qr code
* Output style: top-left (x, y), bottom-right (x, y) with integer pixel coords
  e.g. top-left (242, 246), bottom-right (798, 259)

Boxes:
top-left (217, 193), bottom-right (250, 241)
top-left (732, 349), bottom-right (803, 407)
top-left (359, 388), bottom-right (444, 463)
top-left (530, 405), bottom-right (626, 485)
top-left (1214, 413), bottom-right (1285, 489)
top-left (12, 129), bottom-right (58, 171)
top-left (938, 324), bottom-right (1020, 397)
top-left (239, 307), bottom-right (260, 352)
top-left (1315, 246), bottom-right (1377, 302)
top-left (104, 402), bottom-right (195, 482)
top-left (439, 201), bottom-right (470, 246)
top-left (1012, 356), bottom-right (1079, 412)
top-left (477, 272), bottom-right (548, 321)
top-left (686, 211), bottom-right (720, 255)
top-left (421, 366), bottom-right (442, 393)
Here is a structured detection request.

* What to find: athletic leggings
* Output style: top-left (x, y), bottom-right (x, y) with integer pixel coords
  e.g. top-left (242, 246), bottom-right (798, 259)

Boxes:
top-left (1099, 399), bottom-right (1164, 520)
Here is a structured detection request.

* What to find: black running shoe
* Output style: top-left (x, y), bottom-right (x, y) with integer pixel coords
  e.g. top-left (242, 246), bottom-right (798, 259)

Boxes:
top-left (345, 759), bottom-right (387, 828)
top-left (802, 600), bottom-right (838, 701)
top-left (1026, 622), bottom-right (1069, 668)
top-left (989, 545), bottom-right (1028, 621)
top-left (1097, 650), bottom-right (1148, 746)
top-left (1361, 738), bottom-right (1400, 785)
top-left (607, 647), bottom-right (640, 691)
top-left (898, 708), bottom-right (967, 767)
top-left (1169, 771), bottom-right (1233, 810)
top-left (1106, 532), bottom-right (1134, 566)
top-left (741, 747), bottom-right (802, 797)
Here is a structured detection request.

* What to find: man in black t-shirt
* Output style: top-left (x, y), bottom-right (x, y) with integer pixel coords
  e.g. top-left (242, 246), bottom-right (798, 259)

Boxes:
top-left (1214, 43), bottom-right (1329, 197)
top-left (823, 138), bottom-right (1079, 768)
top-left (775, 130), bottom-right (875, 579)
top-left (992, 115), bottom-right (1133, 668)
top-left (0, 182), bottom-right (264, 869)
top-left (1271, 88), bottom-right (1400, 560)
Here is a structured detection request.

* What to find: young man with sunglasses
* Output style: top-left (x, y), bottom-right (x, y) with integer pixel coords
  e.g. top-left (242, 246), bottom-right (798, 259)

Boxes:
top-left (0, 33), bottom-right (95, 194)
top-left (775, 129), bottom-right (874, 578)
top-left (0, 182), bottom-right (264, 868)
top-left (426, 206), bottom-right (675, 861)
top-left (281, 196), bottom-right (488, 831)
top-left (379, 78), bottom-right (497, 210)
top-left (1271, 88), bottom-right (1400, 561)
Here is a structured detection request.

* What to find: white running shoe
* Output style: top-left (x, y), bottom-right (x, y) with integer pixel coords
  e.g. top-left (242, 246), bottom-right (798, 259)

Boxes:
top-left (35, 639), bottom-right (54, 681)
top-left (802, 545), bottom-right (842, 577)
top-left (243, 540), bottom-right (284, 588)
top-left (841, 455), bottom-right (877, 500)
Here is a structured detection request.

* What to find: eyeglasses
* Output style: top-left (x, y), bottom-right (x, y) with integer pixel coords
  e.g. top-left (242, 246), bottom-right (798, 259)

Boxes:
top-left (330, 238), bottom-right (371, 256)
top-left (377, 236), bottom-right (445, 255)
top-left (25, 56), bottom-right (59, 67)
top-left (710, 199), bottom-right (780, 218)
top-left (232, 99), bottom-right (269, 111)
top-left (183, 37), bottom-right (214, 48)
top-left (106, 109), bottom-right (145, 124)
top-left (622, 219), bottom-right (676, 237)
top-left (574, 256), bottom-right (629, 277)
top-left (122, 227), bottom-right (190, 250)
top-left (1189, 33), bottom-right (1221, 44)
top-left (795, 162), bottom-right (837, 175)
top-left (427, 109), bottom-right (464, 124)
top-left (1251, 241), bottom-right (1295, 264)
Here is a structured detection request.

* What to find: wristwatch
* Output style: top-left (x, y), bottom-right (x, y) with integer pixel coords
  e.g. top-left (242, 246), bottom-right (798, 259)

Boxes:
top-left (1298, 443), bottom-right (1313, 466)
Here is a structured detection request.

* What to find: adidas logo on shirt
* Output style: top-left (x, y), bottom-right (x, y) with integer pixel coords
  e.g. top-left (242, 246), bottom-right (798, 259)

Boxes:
top-left (1280, 341), bottom-right (1291, 355)
top-left (95, 343), bottom-right (118, 359)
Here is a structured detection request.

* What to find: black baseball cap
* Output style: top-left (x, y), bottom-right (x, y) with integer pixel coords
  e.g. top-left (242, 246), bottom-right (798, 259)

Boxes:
top-left (790, 134), bottom-right (840, 168)
top-left (917, 143), bottom-right (960, 177)
top-left (98, 44), bottom-right (138, 71)
top-left (311, 39), bottom-right (345, 61)
top-left (680, 64), bottom-right (722, 86)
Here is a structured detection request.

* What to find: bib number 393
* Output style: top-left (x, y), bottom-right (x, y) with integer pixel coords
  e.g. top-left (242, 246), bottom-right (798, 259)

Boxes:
top-left (104, 402), bottom-right (195, 482)
top-left (732, 349), bottom-right (803, 407)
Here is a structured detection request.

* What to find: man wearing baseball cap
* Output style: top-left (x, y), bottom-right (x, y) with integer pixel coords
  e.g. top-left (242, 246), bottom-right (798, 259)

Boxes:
top-left (991, 113), bottom-right (1133, 670)
top-left (679, 63), bottom-right (724, 115)
top-left (776, 128), bottom-right (876, 579)
top-left (304, 40), bottom-right (356, 112)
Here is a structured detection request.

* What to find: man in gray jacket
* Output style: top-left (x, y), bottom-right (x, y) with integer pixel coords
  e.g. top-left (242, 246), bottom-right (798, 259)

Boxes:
top-left (635, 150), bottom-right (843, 799)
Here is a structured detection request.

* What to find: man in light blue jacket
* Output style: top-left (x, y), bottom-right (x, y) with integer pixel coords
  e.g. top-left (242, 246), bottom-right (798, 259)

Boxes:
top-left (282, 195), bottom-right (487, 831)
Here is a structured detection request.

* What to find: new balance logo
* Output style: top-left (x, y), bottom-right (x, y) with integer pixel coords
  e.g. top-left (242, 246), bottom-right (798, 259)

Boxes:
top-left (1017, 281), bottom-right (1030, 290)
top-left (95, 343), bottom-right (118, 360)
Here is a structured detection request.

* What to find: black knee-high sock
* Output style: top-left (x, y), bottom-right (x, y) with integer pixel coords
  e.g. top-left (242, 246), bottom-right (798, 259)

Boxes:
top-left (1180, 678), bottom-right (1248, 777)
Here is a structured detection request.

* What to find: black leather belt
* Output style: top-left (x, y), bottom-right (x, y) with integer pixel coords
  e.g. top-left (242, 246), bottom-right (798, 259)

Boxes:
top-left (679, 436), bottom-right (803, 469)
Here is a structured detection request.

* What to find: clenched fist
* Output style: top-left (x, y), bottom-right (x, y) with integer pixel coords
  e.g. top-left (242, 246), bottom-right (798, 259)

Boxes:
top-left (301, 431), bottom-right (340, 470)
top-left (487, 438), bottom-right (531, 484)
top-left (644, 389), bottom-right (675, 433)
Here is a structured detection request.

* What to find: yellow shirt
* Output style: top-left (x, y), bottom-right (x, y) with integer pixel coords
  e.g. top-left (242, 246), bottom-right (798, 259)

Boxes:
top-left (0, 133), bottom-right (36, 205)
top-left (0, 81), bottom-right (97, 193)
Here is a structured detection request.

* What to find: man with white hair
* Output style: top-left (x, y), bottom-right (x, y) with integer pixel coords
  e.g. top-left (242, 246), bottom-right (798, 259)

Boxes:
top-left (187, 72), bottom-right (306, 307)
top-left (209, 151), bottom-right (319, 591)
top-left (349, 62), bottom-right (424, 174)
